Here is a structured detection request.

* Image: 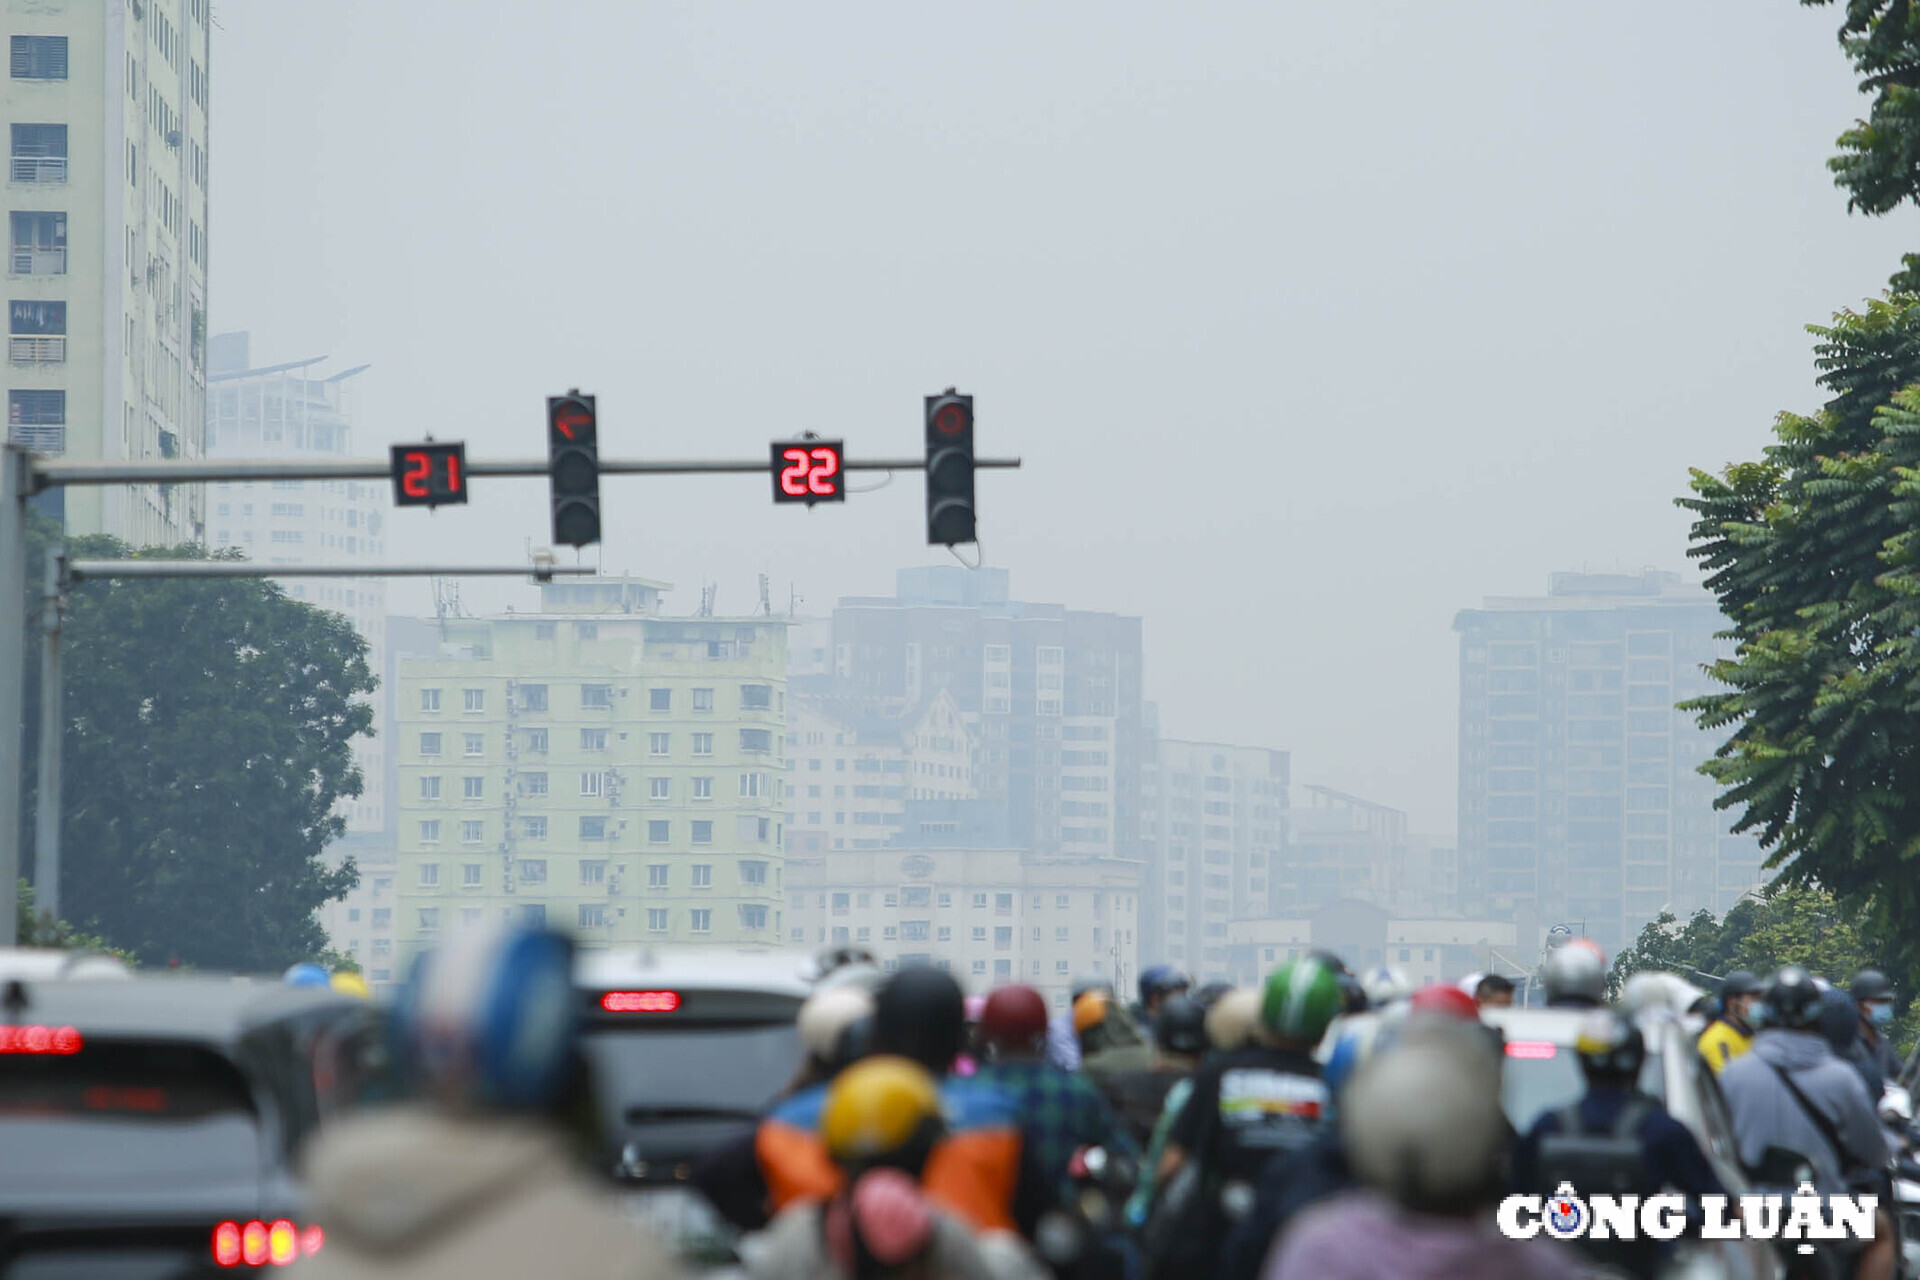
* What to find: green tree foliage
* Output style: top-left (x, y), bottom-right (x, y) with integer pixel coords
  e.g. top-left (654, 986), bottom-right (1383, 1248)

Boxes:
top-left (15, 880), bottom-right (137, 963)
top-left (1803, 1), bottom-right (1920, 219)
top-left (15, 521), bottom-right (374, 969)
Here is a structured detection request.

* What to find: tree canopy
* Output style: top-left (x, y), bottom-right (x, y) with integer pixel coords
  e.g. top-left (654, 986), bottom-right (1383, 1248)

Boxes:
top-left (16, 522), bottom-right (374, 969)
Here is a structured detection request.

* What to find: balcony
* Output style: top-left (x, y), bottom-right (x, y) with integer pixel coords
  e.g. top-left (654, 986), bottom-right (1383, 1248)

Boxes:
top-left (10, 247), bottom-right (65, 275)
top-left (9, 156), bottom-right (65, 183)
top-left (9, 335), bottom-right (63, 364)
top-left (6, 424), bottom-right (63, 453)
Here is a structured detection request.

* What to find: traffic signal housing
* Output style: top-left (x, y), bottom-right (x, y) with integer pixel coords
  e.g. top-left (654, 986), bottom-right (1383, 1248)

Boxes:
top-left (547, 391), bottom-right (600, 548)
top-left (924, 390), bottom-right (975, 546)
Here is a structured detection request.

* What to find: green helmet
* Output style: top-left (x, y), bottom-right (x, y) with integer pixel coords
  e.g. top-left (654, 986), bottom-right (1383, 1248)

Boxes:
top-left (1260, 956), bottom-right (1345, 1044)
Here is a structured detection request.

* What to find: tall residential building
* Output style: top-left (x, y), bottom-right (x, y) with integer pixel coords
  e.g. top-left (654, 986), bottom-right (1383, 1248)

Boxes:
top-left (392, 579), bottom-right (790, 971)
top-left (785, 845), bottom-right (1143, 1011)
top-left (5, 0), bottom-right (210, 544)
top-left (1137, 736), bottom-right (1288, 984)
top-left (1454, 570), bottom-right (1767, 955)
top-left (1276, 786), bottom-right (1408, 915)
top-left (205, 333), bottom-right (385, 832)
top-left (784, 690), bottom-right (976, 858)
top-left (824, 567), bottom-right (1146, 865)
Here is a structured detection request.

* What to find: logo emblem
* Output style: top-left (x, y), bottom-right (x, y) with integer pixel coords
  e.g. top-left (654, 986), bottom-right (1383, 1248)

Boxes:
top-left (1543, 1183), bottom-right (1588, 1239)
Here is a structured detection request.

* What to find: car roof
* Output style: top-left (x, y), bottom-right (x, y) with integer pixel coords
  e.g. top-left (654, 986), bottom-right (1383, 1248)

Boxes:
top-left (6, 972), bottom-right (366, 1046)
top-left (0, 947), bottom-right (131, 981)
top-left (576, 948), bottom-right (814, 1000)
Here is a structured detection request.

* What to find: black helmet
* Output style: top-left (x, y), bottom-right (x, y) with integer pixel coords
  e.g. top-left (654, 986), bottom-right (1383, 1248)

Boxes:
top-left (1851, 969), bottom-right (1894, 1002)
top-left (1572, 1009), bottom-right (1645, 1079)
top-left (1336, 972), bottom-right (1370, 1015)
top-left (1154, 995), bottom-right (1208, 1057)
top-left (1763, 965), bottom-right (1823, 1030)
top-left (1818, 987), bottom-right (1859, 1055)
top-left (873, 965), bottom-right (966, 1073)
top-left (1721, 970), bottom-right (1762, 998)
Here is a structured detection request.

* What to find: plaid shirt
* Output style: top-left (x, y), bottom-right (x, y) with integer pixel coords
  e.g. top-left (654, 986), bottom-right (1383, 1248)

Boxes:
top-left (974, 1060), bottom-right (1142, 1194)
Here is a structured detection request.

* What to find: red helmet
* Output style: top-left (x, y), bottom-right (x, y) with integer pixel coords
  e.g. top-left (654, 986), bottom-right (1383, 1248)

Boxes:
top-left (979, 985), bottom-right (1050, 1053)
top-left (1409, 983), bottom-right (1481, 1022)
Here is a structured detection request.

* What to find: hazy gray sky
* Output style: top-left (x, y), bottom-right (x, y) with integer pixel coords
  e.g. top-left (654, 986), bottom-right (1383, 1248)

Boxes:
top-left (210, 1), bottom-right (1913, 837)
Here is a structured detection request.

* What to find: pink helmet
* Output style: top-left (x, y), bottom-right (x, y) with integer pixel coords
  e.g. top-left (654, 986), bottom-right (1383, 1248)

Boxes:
top-left (963, 994), bottom-right (987, 1023)
top-left (825, 1168), bottom-right (935, 1268)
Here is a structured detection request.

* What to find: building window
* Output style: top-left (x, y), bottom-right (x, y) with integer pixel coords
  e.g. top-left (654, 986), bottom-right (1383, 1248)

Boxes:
top-left (580, 728), bottom-right (608, 752)
top-left (1055, 926), bottom-right (1070, 942)
top-left (419, 776), bottom-right (441, 801)
top-left (576, 622), bottom-right (597, 640)
top-left (692, 688), bottom-right (714, 712)
top-left (519, 905), bottom-right (545, 928)
top-left (524, 728), bottom-right (548, 753)
top-left (463, 688), bottom-right (484, 712)
top-left (740, 729), bottom-right (773, 754)
top-left (580, 860), bottom-right (607, 885)
top-left (692, 733), bottom-right (714, 756)
top-left (520, 684), bottom-right (548, 712)
top-left (739, 860), bottom-right (768, 884)
top-left (692, 820), bottom-right (713, 844)
top-left (579, 772), bottom-right (603, 797)
top-left (462, 733), bottom-right (484, 757)
top-left (740, 684), bottom-right (773, 711)
top-left (646, 908), bottom-right (668, 932)
top-left (740, 904), bottom-right (768, 929)
top-left (649, 733), bottom-right (671, 756)
top-left (418, 863), bottom-right (440, 887)
top-left (518, 859), bottom-right (547, 884)
top-left (972, 893), bottom-right (988, 909)
top-left (690, 909), bottom-right (712, 934)
top-left (692, 864), bottom-right (713, 887)
top-left (420, 689), bottom-right (442, 712)
top-left (8, 298), bottom-right (64, 364)
top-left (523, 816), bottom-right (547, 840)
top-left (462, 776), bottom-right (484, 800)
top-left (972, 927), bottom-right (987, 942)
top-left (6, 388), bottom-right (63, 450)
top-left (460, 820), bottom-right (484, 844)
top-left (579, 816), bottom-right (608, 841)
top-left (647, 820), bottom-right (669, 844)
top-left (418, 820), bottom-right (441, 844)
top-left (580, 683), bottom-right (613, 709)
top-left (693, 776), bottom-right (714, 800)
top-left (649, 688), bottom-right (670, 711)
top-left (579, 904), bottom-right (607, 929)
top-left (649, 776), bottom-right (670, 800)
top-left (418, 908), bottom-right (440, 932)
top-left (461, 863), bottom-right (483, 886)
top-left (521, 772), bottom-right (548, 796)
top-left (10, 36), bottom-right (68, 80)
top-left (648, 864), bottom-right (669, 888)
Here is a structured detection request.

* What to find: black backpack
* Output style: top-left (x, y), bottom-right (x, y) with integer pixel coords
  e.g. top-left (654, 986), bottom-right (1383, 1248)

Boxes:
top-left (1535, 1097), bottom-right (1653, 1197)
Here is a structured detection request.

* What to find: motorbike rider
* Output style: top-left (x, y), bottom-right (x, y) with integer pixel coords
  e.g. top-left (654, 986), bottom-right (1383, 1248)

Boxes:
top-left (1821, 984), bottom-right (1886, 1103)
top-left (739, 1056), bottom-right (1049, 1280)
top-left (1720, 966), bottom-right (1895, 1280)
top-left (698, 983), bottom-right (877, 1230)
top-left (1121, 996), bottom-right (1211, 1223)
top-left (1132, 965), bottom-right (1192, 1026)
top-left (1204, 987), bottom-right (1260, 1054)
top-left (1697, 969), bottom-right (1761, 1072)
top-left (1850, 969), bottom-right (1902, 1087)
top-left (1072, 989), bottom-right (1154, 1095)
top-left (1263, 1014), bottom-right (1583, 1280)
top-left (1150, 956), bottom-right (1340, 1277)
top-left (1047, 977), bottom-right (1110, 1071)
top-left (1514, 1008), bottom-right (1725, 1277)
top-left (1473, 973), bottom-right (1516, 1009)
top-left (290, 924), bottom-right (677, 1280)
top-left (1540, 938), bottom-right (1607, 1009)
top-left (971, 984), bottom-right (1140, 1198)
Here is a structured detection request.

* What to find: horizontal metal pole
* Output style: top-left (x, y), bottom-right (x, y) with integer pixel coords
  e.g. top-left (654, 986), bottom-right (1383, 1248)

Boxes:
top-left (28, 455), bottom-right (1023, 489)
top-left (65, 561), bottom-right (597, 582)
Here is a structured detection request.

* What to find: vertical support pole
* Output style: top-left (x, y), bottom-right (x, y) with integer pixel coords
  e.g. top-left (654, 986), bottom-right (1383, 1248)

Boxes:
top-left (34, 544), bottom-right (64, 926)
top-left (0, 446), bottom-right (28, 946)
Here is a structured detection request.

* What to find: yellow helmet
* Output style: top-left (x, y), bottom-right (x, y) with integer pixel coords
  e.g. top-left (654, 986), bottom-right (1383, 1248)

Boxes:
top-left (820, 1055), bottom-right (943, 1164)
top-left (1072, 989), bottom-right (1110, 1034)
top-left (329, 971), bottom-right (371, 999)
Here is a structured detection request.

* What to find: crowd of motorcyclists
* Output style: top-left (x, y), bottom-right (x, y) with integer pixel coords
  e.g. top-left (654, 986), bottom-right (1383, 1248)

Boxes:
top-left (288, 921), bottom-right (1920, 1280)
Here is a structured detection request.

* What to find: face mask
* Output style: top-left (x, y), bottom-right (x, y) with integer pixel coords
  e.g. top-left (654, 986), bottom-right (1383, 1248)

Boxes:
top-left (1868, 1001), bottom-right (1894, 1027)
top-left (1750, 1003), bottom-right (1769, 1028)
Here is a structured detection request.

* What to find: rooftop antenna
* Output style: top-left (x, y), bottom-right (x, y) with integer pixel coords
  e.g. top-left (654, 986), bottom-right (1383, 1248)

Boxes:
top-left (788, 583), bottom-right (803, 617)
top-left (431, 577), bottom-right (468, 639)
top-left (698, 583), bottom-right (717, 617)
top-left (759, 573), bottom-right (772, 617)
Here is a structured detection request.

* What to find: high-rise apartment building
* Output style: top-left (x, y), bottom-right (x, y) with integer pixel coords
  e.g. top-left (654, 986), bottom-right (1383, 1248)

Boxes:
top-left (822, 567), bottom-right (1145, 865)
top-left (1277, 786), bottom-right (1408, 915)
top-left (1454, 570), bottom-right (1767, 955)
top-left (784, 690), bottom-right (976, 857)
top-left (392, 579), bottom-right (789, 970)
top-left (5, 0), bottom-right (210, 543)
top-left (1137, 736), bottom-right (1288, 983)
top-left (205, 333), bottom-right (385, 831)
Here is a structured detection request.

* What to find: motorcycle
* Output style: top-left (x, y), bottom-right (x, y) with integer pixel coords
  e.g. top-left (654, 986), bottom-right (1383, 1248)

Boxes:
top-left (1033, 1145), bottom-right (1139, 1280)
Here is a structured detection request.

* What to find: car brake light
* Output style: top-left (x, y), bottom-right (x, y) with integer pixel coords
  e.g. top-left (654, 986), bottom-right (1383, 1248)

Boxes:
top-left (602, 990), bottom-right (680, 1013)
top-left (0, 1025), bottom-right (82, 1054)
top-left (1506, 1040), bottom-right (1558, 1059)
top-left (214, 1220), bottom-right (323, 1267)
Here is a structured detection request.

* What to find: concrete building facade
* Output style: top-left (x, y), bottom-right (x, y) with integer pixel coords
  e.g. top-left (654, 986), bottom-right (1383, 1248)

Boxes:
top-left (392, 579), bottom-right (789, 970)
top-left (1454, 570), bottom-right (1767, 956)
top-left (1226, 901), bottom-right (1535, 991)
top-left (784, 690), bottom-right (975, 857)
top-left (5, 0), bottom-right (209, 544)
top-left (786, 845), bottom-right (1143, 1010)
top-left (1138, 736), bottom-right (1288, 984)
top-left (1277, 785), bottom-right (1408, 915)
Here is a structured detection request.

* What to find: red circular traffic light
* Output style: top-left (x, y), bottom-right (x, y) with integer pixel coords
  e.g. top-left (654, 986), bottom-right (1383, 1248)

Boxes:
top-left (933, 403), bottom-right (968, 436)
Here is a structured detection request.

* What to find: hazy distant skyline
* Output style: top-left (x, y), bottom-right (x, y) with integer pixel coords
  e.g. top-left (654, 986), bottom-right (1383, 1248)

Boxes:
top-left (208, 2), bottom-right (1915, 837)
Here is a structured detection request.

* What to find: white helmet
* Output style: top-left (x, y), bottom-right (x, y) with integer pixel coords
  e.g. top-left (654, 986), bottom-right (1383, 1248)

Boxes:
top-left (1541, 938), bottom-right (1608, 1004)
top-left (1620, 971), bottom-right (1704, 1022)
top-left (1340, 1018), bottom-right (1508, 1212)
top-left (1361, 964), bottom-right (1412, 1006)
top-left (1205, 988), bottom-right (1260, 1052)
top-left (796, 985), bottom-right (874, 1063)
top-left (1455, 971), bottom-right (1485, 998)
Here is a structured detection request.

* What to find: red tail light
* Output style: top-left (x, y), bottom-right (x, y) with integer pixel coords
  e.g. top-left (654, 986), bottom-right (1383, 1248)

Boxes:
top-left (212, 1220), bottom-right (324, 1267)
top-left (1505, 1040), bottom-right (1558, 1059)
top-left (0, 1025), bottom-right (82, 1054)
top-left (601, 990), bottom-right (680, 1013)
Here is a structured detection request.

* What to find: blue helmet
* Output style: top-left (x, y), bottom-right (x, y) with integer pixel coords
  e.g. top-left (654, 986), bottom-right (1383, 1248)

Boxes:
top-left (283, 962), bottom-right (331, 988)
top-left (1138, 964), bottom-right (1192, 1006)
top-left (392, 924), bottom-right (578, 1110)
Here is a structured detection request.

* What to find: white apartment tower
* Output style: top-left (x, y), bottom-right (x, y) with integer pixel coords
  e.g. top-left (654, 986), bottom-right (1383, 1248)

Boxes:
top-left (4, 0), bottom-right (210, 544)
